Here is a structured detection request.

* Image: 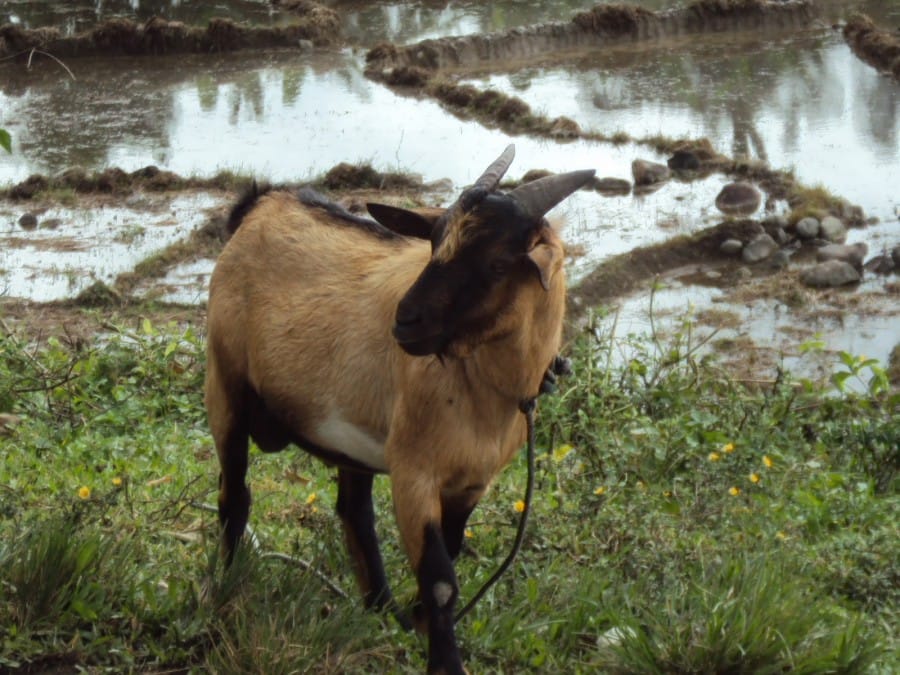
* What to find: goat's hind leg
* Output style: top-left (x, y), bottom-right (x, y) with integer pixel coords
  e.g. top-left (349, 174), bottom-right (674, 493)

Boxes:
top-left (208, 384), bottom-right (252, 564)
top-left (336, 468), bottom-right (411, 629)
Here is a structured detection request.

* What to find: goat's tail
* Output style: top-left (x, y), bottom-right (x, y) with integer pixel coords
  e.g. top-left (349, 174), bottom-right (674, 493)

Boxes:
top-left (226, 181), bottom-right (270, 235)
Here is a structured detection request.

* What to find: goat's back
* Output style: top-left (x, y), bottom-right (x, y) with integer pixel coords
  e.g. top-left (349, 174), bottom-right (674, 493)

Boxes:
top-left (206, 191), bottom-right (430, 466)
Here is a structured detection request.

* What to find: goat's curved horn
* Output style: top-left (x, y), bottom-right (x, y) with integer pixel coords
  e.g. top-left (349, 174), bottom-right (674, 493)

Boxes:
top-left (441, 145), bottom-right (517, 224)
top-left (509, 169), bottom-right (596, 220)
top-left (471, 144), bottom-right (516, 192)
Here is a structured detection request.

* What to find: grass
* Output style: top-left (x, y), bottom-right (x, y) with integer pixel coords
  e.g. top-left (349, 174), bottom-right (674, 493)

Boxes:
top-left (0, 310), bottom-right (897, 673)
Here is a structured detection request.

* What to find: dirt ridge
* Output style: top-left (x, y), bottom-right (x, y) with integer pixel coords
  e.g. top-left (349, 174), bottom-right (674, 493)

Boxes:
top-left (366, 0), bottom-right (817, 74)
top-left (843, 14), bottom-right (900, 81)
top-left (0, 4), bottom-right (340, 59)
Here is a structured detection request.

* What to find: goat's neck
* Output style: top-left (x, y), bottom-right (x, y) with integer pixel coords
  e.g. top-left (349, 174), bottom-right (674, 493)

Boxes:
top-left (464, 292), bottom-right (563, 410)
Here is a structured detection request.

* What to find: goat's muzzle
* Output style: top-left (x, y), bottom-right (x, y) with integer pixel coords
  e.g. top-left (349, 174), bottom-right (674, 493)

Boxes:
top-left (393, 303), bottom-right (445, 357)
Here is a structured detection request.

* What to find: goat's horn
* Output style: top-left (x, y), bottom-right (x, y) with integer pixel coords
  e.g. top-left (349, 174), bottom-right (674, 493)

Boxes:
top-left (472, 144), bottom-right (516, 192)
top-left (441, 145), bottom-right (516, 224)
top-left (509, 169), bottom-right (596, 220)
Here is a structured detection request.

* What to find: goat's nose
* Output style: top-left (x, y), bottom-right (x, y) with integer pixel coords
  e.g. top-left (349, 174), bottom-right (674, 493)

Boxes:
top-left (395, 300), bottom-right (422, 327)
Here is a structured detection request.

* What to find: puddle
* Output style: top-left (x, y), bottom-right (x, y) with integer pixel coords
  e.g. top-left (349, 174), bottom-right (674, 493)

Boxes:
top-left (0, 192), bottom-right (224, 301)
top-left (461, 29), bottom-right (900, 224)
top-left (0, 0), bottom-right (897, 373)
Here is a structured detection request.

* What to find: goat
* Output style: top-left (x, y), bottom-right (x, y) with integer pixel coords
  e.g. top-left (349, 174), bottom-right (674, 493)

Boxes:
top-left (205, 145), bottom-right (594, 674)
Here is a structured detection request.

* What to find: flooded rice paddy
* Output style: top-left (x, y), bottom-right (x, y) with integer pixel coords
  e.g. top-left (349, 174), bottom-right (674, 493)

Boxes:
top-left (1, 0), bottom-right (898, 379)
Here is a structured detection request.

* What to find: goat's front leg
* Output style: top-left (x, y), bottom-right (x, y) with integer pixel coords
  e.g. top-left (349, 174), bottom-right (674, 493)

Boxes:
top-left (336, 468), bottom-right (410, 628)
top-left (392, 469), bottom-right (465, 675)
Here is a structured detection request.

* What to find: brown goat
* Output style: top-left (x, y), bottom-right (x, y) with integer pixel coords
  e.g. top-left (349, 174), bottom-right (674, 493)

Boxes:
top-left (205, 146), bottom-right (594, 674)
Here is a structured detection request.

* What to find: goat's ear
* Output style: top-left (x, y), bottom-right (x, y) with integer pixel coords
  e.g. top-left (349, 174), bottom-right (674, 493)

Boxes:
top-left (366, 203), bottom-right (435, 240)
top-left (526, 243), bottom-right (563, 291)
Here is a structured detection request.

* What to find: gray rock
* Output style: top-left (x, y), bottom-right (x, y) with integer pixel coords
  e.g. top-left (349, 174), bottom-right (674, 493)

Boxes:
top-left (817, 242), bottom-right (868, 269)
top-left (801, 260), bottom-right (861, 288)
top-left (768, 249), bottom-right (793, 270)
top-left (763, 214), bottom-right (789, 230)
top-left (864, 254), bottom-right (895, 275)
top-left (819, 215), bottom-right (847, 242)
top-left (715, 182), bottom-right (762, 216)
top-left (594, 177), bottom-right (631, 194)
top-left (742, 233), bottom-right (778, 263)
top-left (631, 159), bottom-right (670, 186)
top-left (720, 239), bottom-right (743, 255)
top-left (795, 217), bottom-right (820, 239)
top-left (667, 150), bottom-right (700, 171)
top-left (19, 213), bottom-right (38, 230)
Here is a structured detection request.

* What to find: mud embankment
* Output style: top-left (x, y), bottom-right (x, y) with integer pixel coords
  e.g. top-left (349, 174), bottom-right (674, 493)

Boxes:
top-left (0, 2), bottom-right (339, 58)
top-left (843, 14), bottom-right (900, 81)
top-left (366, 0), bottom-right (817, 74)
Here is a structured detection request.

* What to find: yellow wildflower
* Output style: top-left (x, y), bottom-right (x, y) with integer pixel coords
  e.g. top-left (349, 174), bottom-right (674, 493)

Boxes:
top-left (728, 486), bottom-right (741, 496)
top-left (775, 531), bottom-right (788, 540)
top-left (708, 451), bottom-right (721, 462)
top-left (514, 500), bottom-right (526, 513)
top-left (112, 477), bottom-right (123, 487)
top-left (749, 473), bottom-right (761, 484)
top-left (594, 486), bottom-right (606, 496)
top-left (722, 443), bottom-right (735, 453)
top-left (306, 492), bottom-right (317, 505)
top-left (663, 490), bottom-right (672, 498)
top-left (464, 529), bottom-right (473, 539)
top-left (763, 455), bottom-right (773, 468)
top-left (77, 486), bottom-right (91, 500)
top-left (552, 444), bottom-right (574, 462)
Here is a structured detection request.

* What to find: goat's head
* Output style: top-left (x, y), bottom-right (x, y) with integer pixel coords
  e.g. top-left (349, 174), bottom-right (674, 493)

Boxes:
top-left (367, 146), bottom-right (595, 357)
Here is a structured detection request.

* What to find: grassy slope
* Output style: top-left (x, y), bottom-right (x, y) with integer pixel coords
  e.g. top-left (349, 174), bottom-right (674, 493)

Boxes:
top-left (0, 313), bottom-right (897, 673)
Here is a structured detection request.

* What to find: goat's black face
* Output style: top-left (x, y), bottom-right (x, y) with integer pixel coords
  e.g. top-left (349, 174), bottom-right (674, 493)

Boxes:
top-left (393, 194), bottom-right (538, 357)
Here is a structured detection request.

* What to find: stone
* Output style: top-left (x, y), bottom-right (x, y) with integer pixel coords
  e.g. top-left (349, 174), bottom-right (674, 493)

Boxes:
top-left (768, 249), bottom-right (793, 270)
top-left (720, 239), bottom-right (743, 255)
top-left (816, 242), bottom-right (868, 270)
top-left (549, 116), bottom-right (580, 138)
top-left (593, 177), bottom-right (631, 194)
top-left (18, 213), bottom-right (38, 230)
top-left (763, 214), bottom-right (789, 230)
top-left (864, 254), bottom-right (895, 275)
top-left (801, 260), bottom-right (861, 288)
top-left (795, 217), bottom-right (820, 239)
top-left (819, 215), bottom-right (847, 242)
top-left (715, 181), bottom-right (762, 216)
top-left (741, 233), bottom-right (778, 263)
top-left (667, 150), bottom-right (700, 171)
top-left (631, 159), bottom-right (670, 186)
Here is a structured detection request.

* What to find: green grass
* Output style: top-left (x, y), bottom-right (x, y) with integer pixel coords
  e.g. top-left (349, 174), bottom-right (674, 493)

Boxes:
top-left (0, 312), bottom-right (897, 673)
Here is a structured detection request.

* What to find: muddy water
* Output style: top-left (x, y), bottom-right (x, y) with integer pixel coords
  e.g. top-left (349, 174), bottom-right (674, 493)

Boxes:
top-left (1, 0), bottom-right (898, 375)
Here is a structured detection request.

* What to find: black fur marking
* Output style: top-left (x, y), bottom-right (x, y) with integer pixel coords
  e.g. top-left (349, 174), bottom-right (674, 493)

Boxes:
top-left (297, 187), bottom-right (402, 242)
top-left (418, 523), bottom-right (464, 674)
top-left (227, 180), bottom-right (272, 235)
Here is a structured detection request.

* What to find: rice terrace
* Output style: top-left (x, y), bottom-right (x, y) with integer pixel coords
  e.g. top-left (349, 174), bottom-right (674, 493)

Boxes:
top-left (0, 1), bottom-right (898, 673)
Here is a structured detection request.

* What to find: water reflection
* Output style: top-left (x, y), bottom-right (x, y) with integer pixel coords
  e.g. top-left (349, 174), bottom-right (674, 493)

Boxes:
top-left (468, 29), bottom-right (900, 221)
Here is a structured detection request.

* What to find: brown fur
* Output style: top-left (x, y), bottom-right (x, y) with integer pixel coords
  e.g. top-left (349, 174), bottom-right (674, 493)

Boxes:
top-left (206, 190), bottom-right (566, 568)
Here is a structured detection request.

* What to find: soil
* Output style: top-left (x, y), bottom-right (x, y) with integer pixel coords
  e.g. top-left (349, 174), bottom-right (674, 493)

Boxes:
top-left (0, 2), bottom-right (340, 59)
top-left (843, 14), bottom-right (900, 81)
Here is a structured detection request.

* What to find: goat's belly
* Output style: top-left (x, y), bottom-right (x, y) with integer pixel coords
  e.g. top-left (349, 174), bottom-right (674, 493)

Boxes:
top-left (313, 412), bottom-right (388, 473)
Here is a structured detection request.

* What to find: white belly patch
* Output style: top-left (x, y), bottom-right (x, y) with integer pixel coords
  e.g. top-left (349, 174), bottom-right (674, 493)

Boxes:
top-left (314, 413), bottom-right (388, 472)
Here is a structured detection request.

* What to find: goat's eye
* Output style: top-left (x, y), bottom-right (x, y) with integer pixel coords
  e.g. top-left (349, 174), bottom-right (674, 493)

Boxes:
top-left (489, 260), bottom-right (508, 278)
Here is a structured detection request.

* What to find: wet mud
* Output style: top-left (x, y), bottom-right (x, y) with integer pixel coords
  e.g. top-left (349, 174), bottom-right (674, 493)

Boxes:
top-left (0, 2), bottom-right (340, 59)
top-left (843, 14), bottom-right (900, 81)
top-left (365, 0), bottom-right (817, 75)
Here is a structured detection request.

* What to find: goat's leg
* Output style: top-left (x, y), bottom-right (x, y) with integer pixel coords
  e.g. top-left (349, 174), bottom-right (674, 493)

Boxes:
top-left (336, 468), bottom-right (409, 627)
top-left (392, 472), bottom-right (465, 675)
top-left (441, 494), bottom-right (479, 561)
top-left (214, 417), bottom-right (251, 564)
